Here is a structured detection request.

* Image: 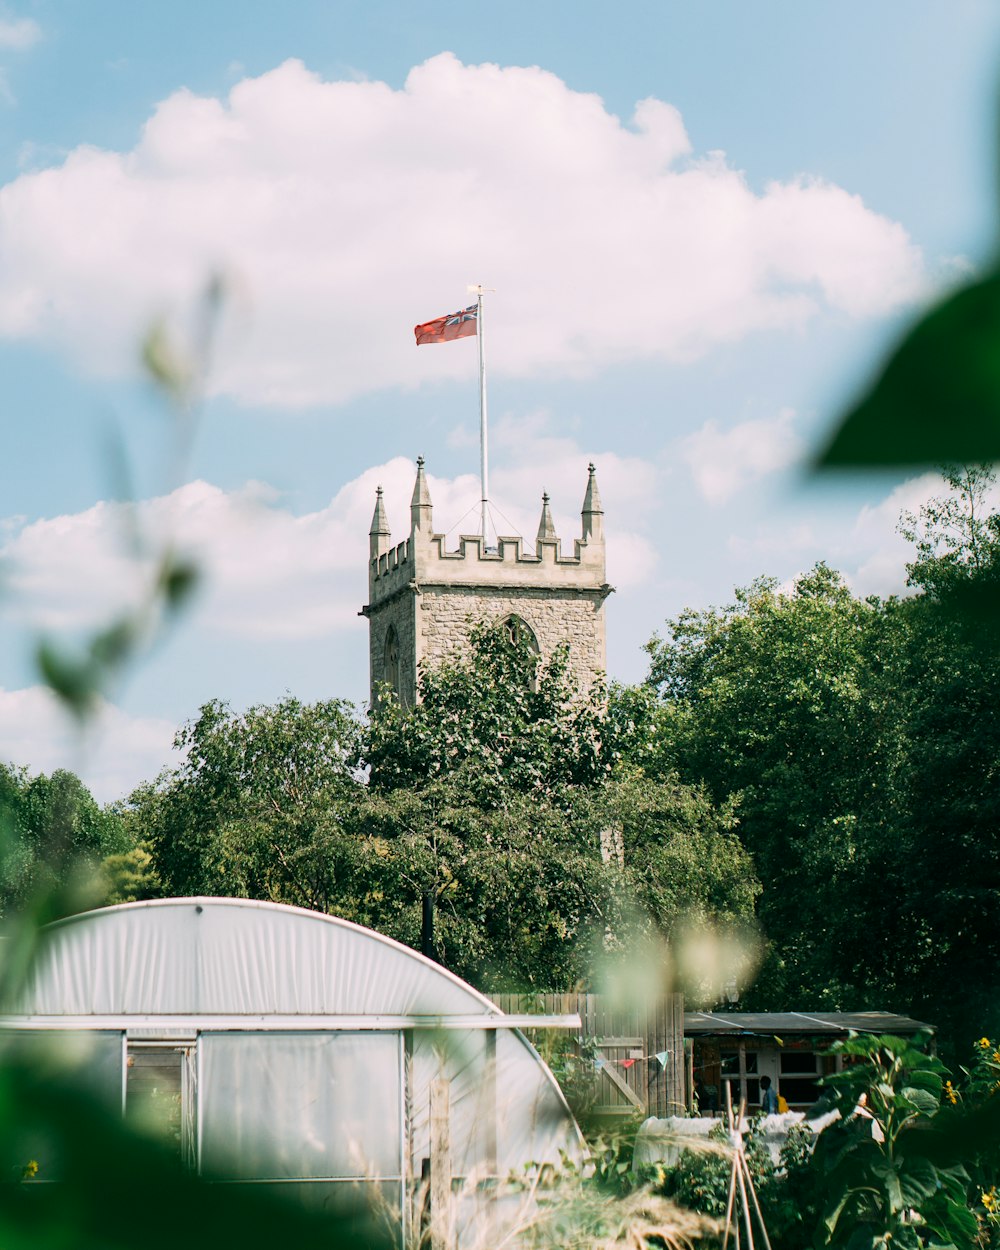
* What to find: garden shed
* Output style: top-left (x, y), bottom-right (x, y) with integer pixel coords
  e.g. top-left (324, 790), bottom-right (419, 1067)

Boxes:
top-left (2, 897), bottom-right (583, 1245)
top-left (685, 1010), bottom-right (935, 1112)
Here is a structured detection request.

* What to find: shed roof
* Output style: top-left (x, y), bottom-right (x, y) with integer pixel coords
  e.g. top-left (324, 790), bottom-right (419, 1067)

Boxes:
top-left (684, 1011), bottom-right (934, 1037)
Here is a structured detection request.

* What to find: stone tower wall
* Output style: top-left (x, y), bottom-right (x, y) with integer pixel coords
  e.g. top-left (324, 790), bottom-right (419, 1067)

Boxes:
top-left (367, 589), bottom-right (418, 709)
top-left (363, 462), bottom-right (611, 708)
top-left (417, 587), bottom-right (606, 693)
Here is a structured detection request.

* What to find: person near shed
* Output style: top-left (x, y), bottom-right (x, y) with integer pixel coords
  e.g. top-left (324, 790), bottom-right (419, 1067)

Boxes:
top-left (760, 1074), bottom-right (779, 1115)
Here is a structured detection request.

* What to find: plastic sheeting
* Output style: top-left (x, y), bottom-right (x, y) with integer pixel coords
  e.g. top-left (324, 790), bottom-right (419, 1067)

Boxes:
top-left (200, 1032), bottom-right (403, 1180)
top-left (8, 898), bottom-right (583, 1232)
top-left (633, 1110), bottom-right (844, 1170)
top-left (16, 898), bottom-right (488, 1017)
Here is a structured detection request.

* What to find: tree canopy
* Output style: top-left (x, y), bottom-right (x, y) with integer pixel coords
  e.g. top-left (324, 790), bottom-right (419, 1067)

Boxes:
top-left (640, 470), bottom-right (1000, 1050)
top-left (0, 764), bottom-right (129, 915)
top-left (130, 623), bottom-right (757, 993)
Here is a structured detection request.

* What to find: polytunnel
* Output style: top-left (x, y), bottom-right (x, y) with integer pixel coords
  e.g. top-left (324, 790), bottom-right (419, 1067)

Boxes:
top-left (3, 897), bottom-right (584, 1244)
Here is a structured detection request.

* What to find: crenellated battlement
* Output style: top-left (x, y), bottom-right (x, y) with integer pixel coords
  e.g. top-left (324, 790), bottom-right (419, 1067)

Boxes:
top-left (361, 459), bottom-right (611, 706)
top-left (374, 537), bottom-right (410, 581)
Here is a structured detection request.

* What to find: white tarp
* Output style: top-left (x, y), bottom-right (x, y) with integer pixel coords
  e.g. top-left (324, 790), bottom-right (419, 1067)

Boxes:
top-left (634, 1110), bottom-right (843, 1170)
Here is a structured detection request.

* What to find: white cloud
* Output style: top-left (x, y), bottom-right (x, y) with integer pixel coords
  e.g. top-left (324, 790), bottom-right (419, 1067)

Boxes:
top-left (0, 424), bottom-right (652, 642)
top-left (681, 408), bottom-right (802, 504)
top-left (723, 470), bottom-right (995, 602)
top-left (0, 16), bottom-right (40, 50)
top-left (0, 54), bottom-right (924, 408)
top-left (844, 471), bottom-right (1000, 599)
top-left (0, 685), bottom-right (176, 803)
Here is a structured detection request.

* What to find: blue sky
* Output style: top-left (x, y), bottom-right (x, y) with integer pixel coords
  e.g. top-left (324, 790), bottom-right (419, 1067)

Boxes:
top-left (1, 1), bottom-right (999, 799)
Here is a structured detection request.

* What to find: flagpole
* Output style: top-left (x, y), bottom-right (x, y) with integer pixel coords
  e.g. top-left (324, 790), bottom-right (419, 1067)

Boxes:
top-left (475, 284), bottom-right (489, 545)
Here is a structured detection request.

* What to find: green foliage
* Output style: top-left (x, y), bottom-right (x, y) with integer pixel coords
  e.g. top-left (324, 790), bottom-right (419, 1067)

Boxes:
top-left (807, 1033), bottom-right (978, 1250)
top-left (0, 765), bottom-right (129, 916)
top-left (655, 1122), bottom-right (743, 1219)
top-left (643, 562), bottom-right (900, 1009)
top-left (366, 620), bottom-right (615, 801)
top-left (651, 1118), bottom-right (822, 1248)
top-left (640, 495), bottom-right (1000, 1049)
top-left (147, 695), bottom-right (363, 906)
top-left (100, 843), bottom-right (160, 904)
top-left (818, 267), bottom-right (1000, 468)
top-left (956, 1038), bottom-right (1000, 1250)
top-left (132, 623), bottom-right (755, 993)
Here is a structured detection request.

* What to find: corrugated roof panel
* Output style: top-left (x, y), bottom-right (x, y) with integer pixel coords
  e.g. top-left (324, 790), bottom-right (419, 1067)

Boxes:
top-left (684, 1011), bottom-right (934, 1035)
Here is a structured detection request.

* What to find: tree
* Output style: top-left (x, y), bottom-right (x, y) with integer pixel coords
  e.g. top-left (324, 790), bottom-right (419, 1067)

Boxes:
top-left (136, 626), bottom-right (756, 993)
top-left (365, 620), bottom-right (615, 801)
top-left (643, 563), bottom-right (902, 1007)
top-left (0, 763), bottom-right (129, 915)
top-left (146, 695), bottom-right (364, 907)
top-left (883, 467), bottom-right (1000, 1045)
top-left (359, 621), bottom-right (758, 987)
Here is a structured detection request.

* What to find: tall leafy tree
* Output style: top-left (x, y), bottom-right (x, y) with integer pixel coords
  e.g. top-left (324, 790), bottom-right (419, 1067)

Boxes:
top-left (644, 562), bottom-right (901, 1006)
top-left (135, 625), bottom-right (757, 993)
top-left (642, 472), bottom-right (1000, 1050)
top-left (365, 620), bottom-right (614, 800)
top-left (886, 466), bottom-right (1000, 1043)
top-left (146, 695), bottom-right (364, 906)
top-left (0, 764), bottom-right (129, 915)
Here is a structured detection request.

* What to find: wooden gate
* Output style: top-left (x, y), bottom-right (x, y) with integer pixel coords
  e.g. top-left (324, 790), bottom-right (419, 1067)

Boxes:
top-left (491, 992), bottom-right (686, 1119)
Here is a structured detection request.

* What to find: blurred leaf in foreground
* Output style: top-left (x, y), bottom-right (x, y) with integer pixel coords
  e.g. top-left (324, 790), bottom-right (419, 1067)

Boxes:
top-left (818, 267), bottom-right (1000, 467)
top-left (0, 1057), bottom-right (384, 1250)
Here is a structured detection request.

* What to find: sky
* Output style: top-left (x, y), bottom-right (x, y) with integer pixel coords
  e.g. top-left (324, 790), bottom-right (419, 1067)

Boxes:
top-left (1, 1), bottom-right (999, 801)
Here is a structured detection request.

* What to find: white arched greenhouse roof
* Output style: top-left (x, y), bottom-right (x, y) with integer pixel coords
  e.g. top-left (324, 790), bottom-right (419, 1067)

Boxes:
top-left (14, 897), bottom-right (508, 1019)
top-left (7, 897), bottom-right (585, 1240)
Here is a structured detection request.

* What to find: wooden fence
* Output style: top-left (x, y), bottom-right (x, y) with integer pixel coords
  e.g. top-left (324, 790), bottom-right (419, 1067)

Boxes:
top-left (490, 992), bottom-right (687, 1120)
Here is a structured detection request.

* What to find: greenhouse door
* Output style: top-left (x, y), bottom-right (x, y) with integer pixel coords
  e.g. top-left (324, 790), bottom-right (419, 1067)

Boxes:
top-left (125, 1042), bottom-right (197, 1168)
top-left (197, 1031), bottom-right (405, 1227)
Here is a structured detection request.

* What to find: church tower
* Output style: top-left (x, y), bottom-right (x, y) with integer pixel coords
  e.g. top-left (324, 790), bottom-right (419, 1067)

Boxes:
top-left (361, 460), bottom-right (612, 707)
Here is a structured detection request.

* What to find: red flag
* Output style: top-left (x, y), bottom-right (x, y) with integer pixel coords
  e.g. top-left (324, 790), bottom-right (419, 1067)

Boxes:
top-left (414, 303), bottom-right (478, 345)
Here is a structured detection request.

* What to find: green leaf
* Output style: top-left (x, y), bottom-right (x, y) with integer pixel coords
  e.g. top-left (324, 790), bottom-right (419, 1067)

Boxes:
top-left (899, 1086), bottom-right (940, 1115)
top-left (897, 1156), bottom-right (939, 1206)
top-left (34, 642), bottom-right (98, 720)
top-left (903, 1068), bottom-right (944, 1097)
top-left (159, 556), bottom-right (200, 614)
top-left (936, 1196), bottom-right (980, 1246)
top-left (817, 268), bottom-right (1000, 467)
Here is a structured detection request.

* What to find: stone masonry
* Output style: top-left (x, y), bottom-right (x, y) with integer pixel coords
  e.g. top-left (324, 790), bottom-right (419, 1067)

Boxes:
top-left (361, 460), bottom-right (612, 707)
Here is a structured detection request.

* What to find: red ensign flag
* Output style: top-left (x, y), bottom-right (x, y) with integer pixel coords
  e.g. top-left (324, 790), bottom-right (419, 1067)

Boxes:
top-left (414, 304), bottom-right (478, 345)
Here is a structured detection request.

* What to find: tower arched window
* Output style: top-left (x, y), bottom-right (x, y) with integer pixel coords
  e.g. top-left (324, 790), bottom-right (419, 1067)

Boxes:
top-left (502, 615), bottom-right (539, 654)
top-left (500, 615), bottom-right (540, 690)
top-left (383, 625), bottom-right (400, 699)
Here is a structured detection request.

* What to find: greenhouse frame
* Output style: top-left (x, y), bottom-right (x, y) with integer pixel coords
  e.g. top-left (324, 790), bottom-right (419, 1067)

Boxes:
top-left (2, 897), bottom-right (583, 1244)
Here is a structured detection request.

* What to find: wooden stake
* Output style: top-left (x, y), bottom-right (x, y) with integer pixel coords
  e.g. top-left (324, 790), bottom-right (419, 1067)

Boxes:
top-left (430, 1078), bottom-right (453, 1250)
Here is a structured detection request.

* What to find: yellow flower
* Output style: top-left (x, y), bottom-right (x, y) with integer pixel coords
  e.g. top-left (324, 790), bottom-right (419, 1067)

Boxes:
top-left (992, 1050), bottom-right (1000, 1064)
top-left (982, 1187), bottom-right (997, 1213)
top-left (21, 1160), bottom-right (38, 1180)
top-left (944, 1080), bottom-right (957, 1104)
top-left (978, 1037), bottom-right (991, 1048)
